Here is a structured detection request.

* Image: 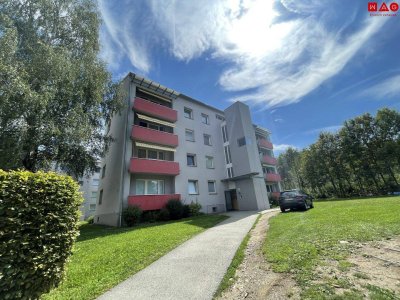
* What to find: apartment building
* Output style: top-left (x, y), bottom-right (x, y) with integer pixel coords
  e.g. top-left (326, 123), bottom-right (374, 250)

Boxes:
top-left (78, 167), bottom-right (101, 220)
top-left (94, 73), bottom-right (281, 226)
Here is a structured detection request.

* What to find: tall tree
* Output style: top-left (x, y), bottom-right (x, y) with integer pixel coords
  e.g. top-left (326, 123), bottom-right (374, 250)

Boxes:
top-left (0, 0), bottom-right (123, 177)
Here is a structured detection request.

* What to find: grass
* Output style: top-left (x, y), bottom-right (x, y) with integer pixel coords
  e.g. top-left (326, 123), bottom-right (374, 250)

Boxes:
top-left (263, 197), bottom-right (400, 299)
top-left (42, 214), bottom-right (228, 300)
top-left (213, 214), bottom-right (261, 298)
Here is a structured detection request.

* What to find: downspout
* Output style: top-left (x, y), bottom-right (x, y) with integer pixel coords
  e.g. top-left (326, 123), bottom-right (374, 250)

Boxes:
top-left (118, 77), bottom-right (131, 227)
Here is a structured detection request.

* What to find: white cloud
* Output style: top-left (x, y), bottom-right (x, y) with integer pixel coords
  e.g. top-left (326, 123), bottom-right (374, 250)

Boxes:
top-left (359, 75), bottom-right (400, 99)
top-left (274, 118), bottom-right (284, 123)
top-left (98, 0), bottom-right (387, 106)
top-left (273, 144), bottom-right (298, 152)
top-left (306, 125), bottom-right (343, 135)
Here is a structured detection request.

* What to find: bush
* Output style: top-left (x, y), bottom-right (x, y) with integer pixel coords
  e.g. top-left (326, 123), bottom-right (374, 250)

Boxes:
top-left (0, 170), bottom-right (82, 300)
top-left (122, 205), bottom-right (142, 227)
top-left (189, 201), bottom-right (202, 216)
top-left (141, 211), bottom-right (159, 223)
top-left (157, 208), bottom-right (170, 221)
top-left (182, 204), bottom-right (190, 218)
top-left (165, 199), bottom-right (183, 220)
top-left (86, 216), bottom-right (94, 224)
top-left (269, 195), bottom-right (279, 207)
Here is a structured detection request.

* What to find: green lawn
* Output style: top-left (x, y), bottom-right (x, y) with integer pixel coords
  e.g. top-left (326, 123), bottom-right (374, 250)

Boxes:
top-left (263, 197), bottom-right (400, 299)
top-left (42, 214), bottom-right (228, 300)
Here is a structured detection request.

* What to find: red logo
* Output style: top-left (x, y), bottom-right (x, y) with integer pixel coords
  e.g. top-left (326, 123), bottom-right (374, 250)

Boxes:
top-left (369, 1), bottom-right (399, 11)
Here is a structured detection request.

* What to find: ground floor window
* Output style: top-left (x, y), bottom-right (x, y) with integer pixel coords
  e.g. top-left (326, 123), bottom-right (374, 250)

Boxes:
top-left (266, 184), bottom-right (279, 192)
top-left (136, 179), bottom-right (165, 195)
top-left (188, 180), bottom-right (199, 194)
top-left (208, 180), bottom-right (216, 194)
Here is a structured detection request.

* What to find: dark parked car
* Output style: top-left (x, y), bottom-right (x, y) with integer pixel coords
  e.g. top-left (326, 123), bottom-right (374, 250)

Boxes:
top-left (279, 190), bottom-right (314, 212)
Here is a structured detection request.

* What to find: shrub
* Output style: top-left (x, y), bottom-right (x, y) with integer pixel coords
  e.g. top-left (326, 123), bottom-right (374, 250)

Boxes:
top-left (182, 204), bottom-right (191, 218)
top-left (86, 216), bottom-right (94, 224)
top-left (189, 201), bottom-right (202, 216)
top-left (0, 170), bottom-right (82, 300)
top-left (165, 199), bottom-right (183, 220)
top-left (157, 208), bottom-right (170, 221)
top-left (122, 205), bottom-right (142, 227)
top-left (141, 211), bottom-right (159, 223)
top-left (269, 195), bottom-right (279, 207)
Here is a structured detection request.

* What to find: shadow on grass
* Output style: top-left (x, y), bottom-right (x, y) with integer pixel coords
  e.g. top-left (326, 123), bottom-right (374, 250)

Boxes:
top-left (77, 214), bottom-right (229, 243)
top-left (314, 195), bottom-right (400, 203)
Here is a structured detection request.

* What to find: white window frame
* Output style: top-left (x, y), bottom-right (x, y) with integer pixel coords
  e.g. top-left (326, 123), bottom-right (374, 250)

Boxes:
top-left (188, 180), bottom-right (199, 195)
top-left (184, 107), bottom-right (193, 119)
top-left (187, 153), bottom-right (197, 167)
top-left (203, 134), bottom-right (212, 146)
top-left (201, 113), bottom-right (209, 124)
top-left (206, 156), bottom-right (214, 169)
top-left (185, 129), bottom-right (195, 142)
top-left (224, 145), bottom-right (232, 164)
top-left (208, 180), bottom-right (217, 194)
top-left (89, 204), bottom-right (96, 211)
top-left (135, 179), bottom-right (165, 195)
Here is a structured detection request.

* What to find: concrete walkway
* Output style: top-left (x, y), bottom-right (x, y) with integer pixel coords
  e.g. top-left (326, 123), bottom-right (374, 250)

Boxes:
top-left (97, 211), bottom-right (260, 300)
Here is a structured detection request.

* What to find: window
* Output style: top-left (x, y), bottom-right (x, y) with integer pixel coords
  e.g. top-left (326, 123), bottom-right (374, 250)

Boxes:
top-left (91, 191), bottom-right (97, 200)
top-left (208, 181), bottom-right (216, 194)
top-left (206, 156), bottom-right (214, 169)
top-left (92, 179), bottom-right (99, 186)
top-left (95, 166), bottom-right (101, 173)
top-left (216, 114), bottom-right (225, 121)
top-left (222, 125), bottom-right (228, 143)
top-left (188, 180), bottom-right (199, 194)
top-left (237, 136), bottom-right (252, 147)
top-left (184, 107), bottom-right (193, 119)
top-left (227, 167), bottom-right (234, 178)
top-left (185, 129), bottom-right (195, 142)
top-left (136, 179), bottom-right (165, 195)
top-left (203, 134), bottom-right (212, 146)
top-left (187, 154), bottom-right (197, 166)
top-left (148, 150), bottom-right (158, 159)
top-left (137, 148), bottom-right (167, 160)
top-left (266, 185), bottom-right (273, 192)
top-left (99, 189), bottom-right (103, 205)
top-left (224, 145), bottom-right (232, 164)
top-left (201, 113), bottom-right (209, 124)
top-left (101, 165), bottom-right (106, 178)
top-left (89, 204), bottom-right (96, 211)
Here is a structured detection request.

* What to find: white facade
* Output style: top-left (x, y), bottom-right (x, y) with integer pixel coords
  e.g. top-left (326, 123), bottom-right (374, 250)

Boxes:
top-left (94, 73), bottom-right (281, 226)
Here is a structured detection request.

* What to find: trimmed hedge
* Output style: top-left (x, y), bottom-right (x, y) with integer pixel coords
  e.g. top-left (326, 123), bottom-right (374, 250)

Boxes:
top-left (0, 170), bottom-right (83, 299)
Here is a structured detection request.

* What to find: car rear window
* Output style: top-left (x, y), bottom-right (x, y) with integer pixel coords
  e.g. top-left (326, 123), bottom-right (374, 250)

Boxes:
top-left (281, 192), bottom-right (298, 198)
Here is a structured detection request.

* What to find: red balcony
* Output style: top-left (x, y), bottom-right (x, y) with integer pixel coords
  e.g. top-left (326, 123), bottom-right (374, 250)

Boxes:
top-left (258, 139), bottom-right (273, 149)
top-left (129, 158), bottom-right (180, 175)
top-left (133, 97), bottom-right (177, 122)
top-left (265, 173), bottom-right (281, 182)
top-left (261, 155), bottom-right (277, 165)
top-left (131, 125), bottom-right (178, 147)
top-left (128, 194), bottom-right (181, 211)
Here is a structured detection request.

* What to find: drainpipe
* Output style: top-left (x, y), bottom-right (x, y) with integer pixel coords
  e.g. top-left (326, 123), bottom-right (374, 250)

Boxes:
top-left (118, 77), bottom-right (131, 227)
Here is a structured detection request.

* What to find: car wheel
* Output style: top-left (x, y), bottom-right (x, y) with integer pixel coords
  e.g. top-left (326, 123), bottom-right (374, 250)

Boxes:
top-left (303, 202), bottom-right (309, 211)
top-left (280, 206), bottom-right (286, 213)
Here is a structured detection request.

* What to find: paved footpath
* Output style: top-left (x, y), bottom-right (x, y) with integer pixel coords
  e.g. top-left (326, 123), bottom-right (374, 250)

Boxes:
top-left (97, 211), bottom-right (260, 300)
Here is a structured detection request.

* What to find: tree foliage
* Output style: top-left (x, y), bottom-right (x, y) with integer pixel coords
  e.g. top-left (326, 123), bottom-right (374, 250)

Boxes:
top-left (0, 0), bottom-right (123, 177)
top-left (278, 108), bottom-right (400, 197)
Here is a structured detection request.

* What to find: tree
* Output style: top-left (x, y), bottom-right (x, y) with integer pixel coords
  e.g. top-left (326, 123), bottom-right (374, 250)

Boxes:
top-left (0, 0), bottom-right (123, 177)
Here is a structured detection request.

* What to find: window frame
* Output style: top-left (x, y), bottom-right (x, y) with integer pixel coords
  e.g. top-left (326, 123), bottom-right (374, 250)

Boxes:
top-left (135, 179), bottom-right (165, 195)
top-left (206, 156), bottom-right (214, 169)
top-left (184, 107), bottom-right (193, 119)
top-left (188, 180), bottom-right (199, 195)
top-left (203, 134), bottom-right (212, 146)
top-left (186, 153), bottom-right (197, 167)
top-left (185, 129), bottom-right (195, 142)
top-left (207, 180), bottom-right (217, 194)
top-left (201, 113), bottom-right (210, 125)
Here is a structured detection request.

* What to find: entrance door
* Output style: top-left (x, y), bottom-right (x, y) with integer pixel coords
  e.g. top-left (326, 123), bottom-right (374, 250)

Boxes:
top-left (225, 189), bottom-right (239, 211)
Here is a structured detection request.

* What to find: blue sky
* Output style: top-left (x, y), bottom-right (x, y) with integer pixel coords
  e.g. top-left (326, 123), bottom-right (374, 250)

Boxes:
top-left (98, 0), bottom-right (400, 154)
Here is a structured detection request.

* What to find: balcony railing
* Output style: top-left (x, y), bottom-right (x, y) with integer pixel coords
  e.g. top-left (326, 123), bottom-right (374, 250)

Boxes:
top-left (133, 97), bottom-right (177, 122)
top-left (261, 155), bottom-right (277, 165)
top-left (129, 158), bottom-right (180, 176)
top-left (265, 173), bottom-right (281, 182)
top-left (128, 194), bottom-right (181, 211)
top-left (131, 125), bottom-right (178, 147)
top-left (257, 139), bottom-right (273, 149)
